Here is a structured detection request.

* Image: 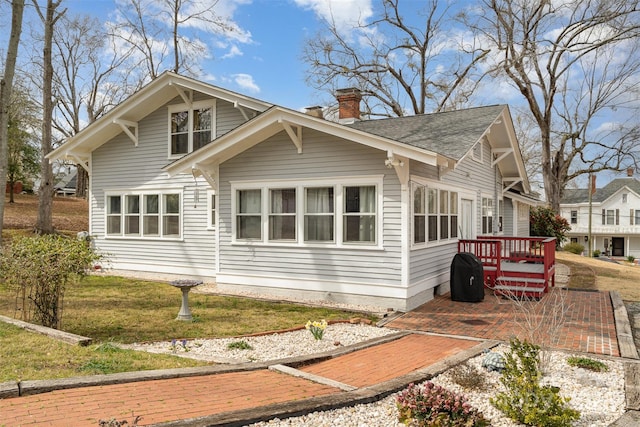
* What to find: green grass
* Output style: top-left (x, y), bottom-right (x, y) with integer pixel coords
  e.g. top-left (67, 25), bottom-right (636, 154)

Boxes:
top-left (566, 356), bottom-right (609, 372)
top-left (0, 275), bottom-right (374, 382)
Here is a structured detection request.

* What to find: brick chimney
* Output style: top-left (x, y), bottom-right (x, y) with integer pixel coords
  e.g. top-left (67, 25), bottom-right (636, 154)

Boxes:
top-left (627, 167), bottom-right (634, 177)
top-left (590, 174), bottom-right (597, 195)
top-left (336, 88), bottom-right (361, 123)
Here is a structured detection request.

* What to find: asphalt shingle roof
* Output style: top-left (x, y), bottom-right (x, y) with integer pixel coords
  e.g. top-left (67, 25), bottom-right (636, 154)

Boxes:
top-left (561, 178), bottom-right (640, 204)
top-left (346, 105), bottom-right (506, 160)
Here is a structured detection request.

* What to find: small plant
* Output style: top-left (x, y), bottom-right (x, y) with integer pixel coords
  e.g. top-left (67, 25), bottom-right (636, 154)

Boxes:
top-left (627, 255), bottom-right (635, 263)
top-left (562, 242), bottom-right (584, 255)
top-left (396, 381), bottom-right (490, 426)
top-left (227, 340), bottom-right (253, 350)
top-left (567, 356), bottom-right (608, 372)
top-left (305, 319), bottom-right (328, 340)
top-left (593, 249), bottom-right (601, 257)
top-left (169, 339), bottom-right (190, 352)
top-left (448, 361), bottom-right (488, 390)
top-left (491, 339), bottom-right (580, 427)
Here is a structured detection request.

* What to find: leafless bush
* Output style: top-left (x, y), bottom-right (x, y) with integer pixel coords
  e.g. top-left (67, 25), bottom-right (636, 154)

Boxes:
top-left (495, 286), bottom-right (572, 374)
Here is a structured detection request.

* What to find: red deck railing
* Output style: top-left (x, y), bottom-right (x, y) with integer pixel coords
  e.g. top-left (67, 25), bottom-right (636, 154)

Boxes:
top-left (458, 236), bottom-right (556, 295)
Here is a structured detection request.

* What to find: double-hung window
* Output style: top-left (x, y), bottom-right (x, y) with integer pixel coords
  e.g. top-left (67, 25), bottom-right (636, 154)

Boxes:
top-left (169, 100), bottom-right (215, 157)
top-left (570, 210), bottom-right (578, 224)
top-left (305, 187), bottom-right (334, 242)
top-left (343, 186), bottom-right (376, 243)
top-left (482, 197), bottom-right (493, 234)
top-left (233, 179), bottom-right (379, 247)
top-left (412, 183), bottom-right (459, 245)
top-left (106, 191), bottom-right (181, 238)
top-left (269, 188), bottom-right (296, 240)
top-left (237, 189), bottom-right (262, 239)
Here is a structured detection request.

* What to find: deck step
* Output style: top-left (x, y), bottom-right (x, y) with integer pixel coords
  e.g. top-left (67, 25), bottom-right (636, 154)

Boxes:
top-left (496, 276), bottom-right (545, 285)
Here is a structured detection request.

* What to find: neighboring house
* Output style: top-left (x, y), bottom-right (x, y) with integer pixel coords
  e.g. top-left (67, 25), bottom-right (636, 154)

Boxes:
top-left (47, 72), bottom-right (535, 311)
top-left (54, 169), bottom-right (77, 196)
top-left (560, 170), bottom-right (640, 258)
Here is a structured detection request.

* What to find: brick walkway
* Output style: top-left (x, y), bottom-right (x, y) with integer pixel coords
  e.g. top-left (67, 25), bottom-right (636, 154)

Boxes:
top-left (387, 288), bottom-right (619, 356)
top-left (0, 334), bottom-right (477, 426)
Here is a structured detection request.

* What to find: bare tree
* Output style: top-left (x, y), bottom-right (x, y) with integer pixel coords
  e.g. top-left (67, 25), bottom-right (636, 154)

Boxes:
top-left (470, 0), bottom-right (640, 211)
top-left (34, 0), bottom-right (66, 235)
top-left (111, 0), bottom-right (237, 79)
top-left (53, 13), bottom-right (142, 198)
top-left (0, 0), bottom-right (25, 246)
top-left (302, 0), bottom-right (489, 117)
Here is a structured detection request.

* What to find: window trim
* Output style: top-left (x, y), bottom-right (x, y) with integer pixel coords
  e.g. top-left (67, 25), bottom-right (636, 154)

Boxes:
top-left (104, 189), bottom-right (183, 240)
top-left (207, 190), bottom-right (216, 230)
top-left (411, 179), bottom-right (462, 248)
top-left (471, 139), bottom-right (483, 163)
top-left (570, 210), bottom-right (578, 225)
top-left (230, 176), bottom-right (383, 249)
top-left (167, 99), bottom-right (216, 159)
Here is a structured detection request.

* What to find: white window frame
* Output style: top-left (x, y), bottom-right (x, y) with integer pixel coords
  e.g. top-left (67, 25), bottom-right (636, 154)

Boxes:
top-left (167, 99), bottom-right (216, 159)
top-left (104, 189), bottom-right (183, 240)
top-left (410, 179), bottom-right (462, 249)
top-left (481, 195), bottom-right (494, 235)
top-left (207, 190), bottom-right (216, 230)
top-left (570, 210), bottom-right (578, 224)
top-left (230, 176), bottom-right (383, 249)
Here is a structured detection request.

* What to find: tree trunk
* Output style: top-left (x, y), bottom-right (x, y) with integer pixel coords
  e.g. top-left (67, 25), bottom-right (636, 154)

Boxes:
top-left (36, 0), bottom-right (63, 235)
top-left (0, 0), bottom-right (25, 246)
top-left (75, 165), bottom-right (88, 199)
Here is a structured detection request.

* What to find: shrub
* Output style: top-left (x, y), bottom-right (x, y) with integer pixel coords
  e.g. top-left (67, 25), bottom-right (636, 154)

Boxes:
top-left (491, 339), bottom-right (580, 427)
top-left (529, 207), bottom-right (570, 248)
top-left (627, 255), bottom-right (635, 263)
top-left (592, 249), bottom-right (601, 257)
top-left (0, 235), bottom-right (101, 328)
top-left (562, 242), bottom-right (584, 255)
top-left (396, 381), bottom-right (490, 426)
top-left (567, 356), bottom-right (608, 372)
top-left (449, 361), bottom-right (488, 390)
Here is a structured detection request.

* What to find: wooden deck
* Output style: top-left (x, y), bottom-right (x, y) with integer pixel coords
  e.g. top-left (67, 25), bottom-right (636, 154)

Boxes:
top-left (458, 236), bottom-right (556, 298)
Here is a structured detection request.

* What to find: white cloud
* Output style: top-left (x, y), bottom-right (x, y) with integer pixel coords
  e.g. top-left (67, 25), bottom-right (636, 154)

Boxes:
top-left (293, 0), bottom-right (374, 35)
top-left (221, 45), bottom-right (243, 59)
top-left (232, 73), bottom-right (260, 93)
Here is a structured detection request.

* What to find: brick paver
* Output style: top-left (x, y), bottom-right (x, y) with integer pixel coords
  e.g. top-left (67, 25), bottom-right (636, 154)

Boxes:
top-left (387, 289), bottom-right (619, 356)
top-left (301, 334), bottom-right (477, 388)
top-left (0, 370), bottom-right (337, 426)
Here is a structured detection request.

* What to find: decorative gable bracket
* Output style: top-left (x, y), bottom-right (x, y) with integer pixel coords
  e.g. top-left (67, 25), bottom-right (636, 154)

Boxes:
top-left (169, 82), bottom-right (193, 108)
top-left (113, 119), bottom-right (139, 147)
top-left (279, 119), bottom-right (303, 153)
top-left (491, 147), bottom-right (513, 167)
top-left (191, 163), bottom-right (218, 188)
top-left (386, 150), bottom-right (409, 186)
top-left (503, 177), bottom-right (523, 193)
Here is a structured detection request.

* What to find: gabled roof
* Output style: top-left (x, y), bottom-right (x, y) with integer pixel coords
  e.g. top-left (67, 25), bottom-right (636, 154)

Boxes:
top-left (47, 72), bottom-right (272, 164)
top-left (562, 178), bottom-right (640, 205)
top-left (348, 105), bottom-right (506, 160)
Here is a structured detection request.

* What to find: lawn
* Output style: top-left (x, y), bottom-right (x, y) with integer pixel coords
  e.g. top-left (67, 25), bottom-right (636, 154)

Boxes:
top-left (0, 194), bottom-right (374, 382)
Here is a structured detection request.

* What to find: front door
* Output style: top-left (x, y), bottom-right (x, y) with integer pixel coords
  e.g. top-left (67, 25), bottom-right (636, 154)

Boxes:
top-left (612, 237), bottom-right (624, 257)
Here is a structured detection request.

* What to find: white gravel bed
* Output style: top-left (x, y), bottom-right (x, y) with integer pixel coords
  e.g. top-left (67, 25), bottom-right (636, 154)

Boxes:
top-left (248, 344), bottom-right (625, 427)
top-left (122, 323), bottom-right (398, 363)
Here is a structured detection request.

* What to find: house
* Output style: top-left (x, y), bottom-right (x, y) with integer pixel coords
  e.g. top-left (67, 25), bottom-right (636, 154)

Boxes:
top-left (47, 72), bottom-right (535, 311)
top-left (54, 169), bottom-right (77, 196)
top-left (560, 170), bottom-right (640, 258)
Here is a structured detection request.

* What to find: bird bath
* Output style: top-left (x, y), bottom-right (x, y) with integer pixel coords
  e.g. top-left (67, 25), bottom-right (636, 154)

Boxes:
top-left (169, 279), bottom-right (203, 321)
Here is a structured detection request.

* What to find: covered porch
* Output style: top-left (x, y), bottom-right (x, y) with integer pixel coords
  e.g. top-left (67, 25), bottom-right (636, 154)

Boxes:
top-left (457, 236), bottom-right (556, 298)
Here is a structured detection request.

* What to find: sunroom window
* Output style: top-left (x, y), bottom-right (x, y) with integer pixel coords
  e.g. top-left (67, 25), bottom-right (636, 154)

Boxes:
top-left (412, 183), bottom-right (458, 245)
top-left (106, 192), bottom-right (181, 238)
top-left (233, 179), bottom-right (380, 247)
top-left (304, 187), bottom-right (334, 242)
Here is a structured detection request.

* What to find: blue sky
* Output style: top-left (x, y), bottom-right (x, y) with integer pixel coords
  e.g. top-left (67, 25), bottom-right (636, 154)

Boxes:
top-left (57, 0), bottom-right (372, 110)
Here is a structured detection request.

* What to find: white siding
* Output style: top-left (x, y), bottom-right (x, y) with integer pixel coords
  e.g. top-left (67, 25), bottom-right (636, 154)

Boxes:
top-left (216, 129), bottom-right (404, 296)
top-left (89, 96), bottom-right (256, 278)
